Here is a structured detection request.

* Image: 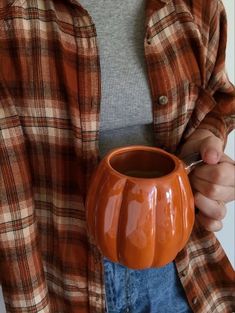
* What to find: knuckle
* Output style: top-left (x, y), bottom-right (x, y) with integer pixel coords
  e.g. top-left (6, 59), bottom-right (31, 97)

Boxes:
top-left (211, 168), bottom-right (223, 184)
top-left (206, 184), bottom-right (219, 199)
top-left (194, 192), bottom-right (201, 205)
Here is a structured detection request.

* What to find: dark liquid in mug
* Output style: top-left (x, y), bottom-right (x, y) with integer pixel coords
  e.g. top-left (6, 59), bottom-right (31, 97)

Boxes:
top-left (124, 169), bottom-right (165, 178)
top-left (110, 150), bottom-right (176, 178)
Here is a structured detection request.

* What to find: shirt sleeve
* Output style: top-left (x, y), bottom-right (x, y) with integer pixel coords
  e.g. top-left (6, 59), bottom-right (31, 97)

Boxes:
top-left (197, 0), bottom-right (235, 144)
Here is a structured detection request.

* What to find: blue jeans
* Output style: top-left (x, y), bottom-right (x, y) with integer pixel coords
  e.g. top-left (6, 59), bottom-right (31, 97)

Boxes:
top-left (103, 258), bottom-right (193, 313)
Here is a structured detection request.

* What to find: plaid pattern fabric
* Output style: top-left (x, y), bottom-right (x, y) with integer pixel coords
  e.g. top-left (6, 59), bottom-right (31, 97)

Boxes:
top-left (0, 0), bottom-right (234, 312)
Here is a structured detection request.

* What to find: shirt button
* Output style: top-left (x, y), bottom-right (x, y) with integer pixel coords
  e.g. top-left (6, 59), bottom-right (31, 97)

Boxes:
top-left (158, 95), bottom-right (168, 105)
top-left (192, 297), bottom-right (198, 305)
top-left (125, 308), bottom-right (130, 313)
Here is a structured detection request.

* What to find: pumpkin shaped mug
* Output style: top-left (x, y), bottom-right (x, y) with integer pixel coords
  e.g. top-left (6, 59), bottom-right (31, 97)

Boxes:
top-left (86, 145), bottom-right (202, 269)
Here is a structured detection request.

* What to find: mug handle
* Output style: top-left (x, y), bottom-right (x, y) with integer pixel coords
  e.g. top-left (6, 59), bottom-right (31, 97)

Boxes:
top-left (181, 152), bottom-right (204, 174)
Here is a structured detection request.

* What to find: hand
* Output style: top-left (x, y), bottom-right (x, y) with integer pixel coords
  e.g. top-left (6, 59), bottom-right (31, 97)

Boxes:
top-left (179, 129), bottom-right (235, 232)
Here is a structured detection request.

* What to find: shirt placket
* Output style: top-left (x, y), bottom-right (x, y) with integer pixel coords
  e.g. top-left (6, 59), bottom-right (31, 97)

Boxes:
top-left (144, 0), bottom-right (173, 151)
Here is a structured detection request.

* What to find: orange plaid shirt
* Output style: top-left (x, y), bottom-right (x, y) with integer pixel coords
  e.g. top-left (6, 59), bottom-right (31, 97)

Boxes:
top-left (0, 0), bottom-right (234, 312)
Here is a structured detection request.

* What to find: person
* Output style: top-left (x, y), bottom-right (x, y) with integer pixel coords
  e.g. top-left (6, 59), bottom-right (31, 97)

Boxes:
top-left (0, 0), bottom-right (234, 312)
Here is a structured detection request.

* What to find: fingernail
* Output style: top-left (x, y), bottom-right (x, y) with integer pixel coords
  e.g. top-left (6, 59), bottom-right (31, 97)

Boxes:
top-left (204, 149), bottom-right (219, 162)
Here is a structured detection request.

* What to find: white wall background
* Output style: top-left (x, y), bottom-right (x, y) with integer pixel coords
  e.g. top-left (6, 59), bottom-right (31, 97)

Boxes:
top-left (0, 1), bottom-right (234, 311)
top-left (215, 0), bottom-right (235, 268)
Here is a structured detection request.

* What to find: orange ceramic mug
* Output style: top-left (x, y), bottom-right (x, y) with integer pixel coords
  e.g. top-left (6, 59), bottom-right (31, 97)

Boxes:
top-left (86, 145), bottom-right (202, 269)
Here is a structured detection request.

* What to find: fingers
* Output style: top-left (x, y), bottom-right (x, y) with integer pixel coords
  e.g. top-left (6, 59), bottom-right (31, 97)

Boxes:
top-left (196, 213), bottom-right (223, 232)
top-left (194, 192), bottom-right (227, 220)
top-left (194, 192), bottom-right (226, 232)
top-left (179, 130), bottom-right (234, 232)
top-left (192, 162), bottom-right (235, 186)
top-left (190, 159), bottom-right (235, 202)
top-left (191, 172), bottom-right (235, 202)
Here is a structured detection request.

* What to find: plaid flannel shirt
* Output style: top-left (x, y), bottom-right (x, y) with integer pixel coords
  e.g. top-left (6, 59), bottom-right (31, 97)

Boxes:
top-left (0, 0), bottom-right (234, 312)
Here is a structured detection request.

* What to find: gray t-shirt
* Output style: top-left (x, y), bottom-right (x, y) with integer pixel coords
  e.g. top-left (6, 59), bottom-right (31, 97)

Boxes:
top-left (79, 0), bottom-right (155, 157)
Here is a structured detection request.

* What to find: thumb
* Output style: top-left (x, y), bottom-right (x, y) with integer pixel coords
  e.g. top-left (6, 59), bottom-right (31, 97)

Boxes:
top-left (200, 135), bottom-right (224, 164)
